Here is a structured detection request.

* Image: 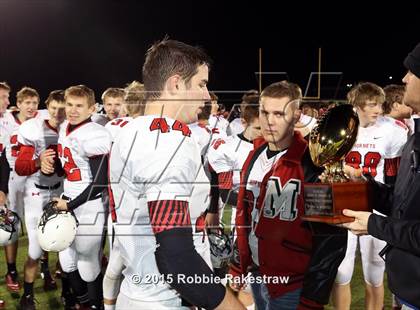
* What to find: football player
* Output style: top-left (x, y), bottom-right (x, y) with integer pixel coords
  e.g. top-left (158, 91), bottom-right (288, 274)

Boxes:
top-left (0, 81), bottom-right (11, 309)
top-left (103, 81), bottom-right (145, 310)
top-left (0, 82), bottom-right (11, 150)
top-left (227, 90), bottom-right (259, 136)
top-left (15, 90), bottom-right (66, 309)
top-left (207, 103), bottom-right (260, 309)
top-left (41, 85), bottom-right (111, 310)
top-left (110, 39), bottom-right (244, 309)
top-left (208, 102), bottom-right (260, 220)
top-left (101, 88), bottom-right (125, 122)
top-left (104, 82), bottom-right (145, 142)
top-left (332, 82), bottom-right (407, 310)
top-left (383, 84), bottom-right (413, 134)
top-left (189, 99), bottom-right (227, 164)
top-left (208, 92), bottom-right (230, 136)
top-left (2, 86), bottom-right (41, 292)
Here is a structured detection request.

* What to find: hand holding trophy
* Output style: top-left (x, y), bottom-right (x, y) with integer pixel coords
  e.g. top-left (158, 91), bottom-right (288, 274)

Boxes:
top-left (302, 104), bottom-right (372, 223)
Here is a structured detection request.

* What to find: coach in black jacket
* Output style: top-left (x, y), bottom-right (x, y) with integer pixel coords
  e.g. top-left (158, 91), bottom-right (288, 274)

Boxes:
top-left (343, 42), bottom-right (420, 309)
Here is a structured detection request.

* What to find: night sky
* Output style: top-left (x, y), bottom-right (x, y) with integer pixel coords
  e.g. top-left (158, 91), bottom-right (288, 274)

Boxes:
top-left (1, 0), bottom-right (419, 108)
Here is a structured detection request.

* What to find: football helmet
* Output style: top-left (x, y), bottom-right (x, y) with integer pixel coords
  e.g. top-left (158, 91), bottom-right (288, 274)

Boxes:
top-left (37, 200), bottom-right (78, 252)
top-left (0, 206), bottom-right (20, 246)
top-left (208, 227), bottom-right (233, 269)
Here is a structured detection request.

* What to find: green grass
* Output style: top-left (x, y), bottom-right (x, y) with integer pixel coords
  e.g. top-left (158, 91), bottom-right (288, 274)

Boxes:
top-left (221, 204), bottom-right (392, 309)
top-left (0, 234), bottom-right (64, 309)
top-left (325, 255), bottom-right (392, 309)
top-left (0, 212), bottom-right (392, 309)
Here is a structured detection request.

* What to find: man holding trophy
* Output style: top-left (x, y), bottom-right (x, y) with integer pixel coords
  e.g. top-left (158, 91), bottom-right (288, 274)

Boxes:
top-left (341, 43), bottom-right (420, 309)
top-left (230, 81), bottom-right (347, 309)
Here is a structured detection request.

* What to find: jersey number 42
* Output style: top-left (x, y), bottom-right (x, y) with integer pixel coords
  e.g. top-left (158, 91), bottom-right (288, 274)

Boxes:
top-left (57, 144), bottom-right (82, 181)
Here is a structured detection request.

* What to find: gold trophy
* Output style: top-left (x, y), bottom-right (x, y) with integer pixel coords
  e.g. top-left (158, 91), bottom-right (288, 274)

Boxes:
top-left (301, 104), bottom-right (372, 224)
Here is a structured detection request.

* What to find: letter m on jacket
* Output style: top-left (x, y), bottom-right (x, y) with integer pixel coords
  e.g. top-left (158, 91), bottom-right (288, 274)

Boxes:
top-left (262, 177), bottom-right (301, 221)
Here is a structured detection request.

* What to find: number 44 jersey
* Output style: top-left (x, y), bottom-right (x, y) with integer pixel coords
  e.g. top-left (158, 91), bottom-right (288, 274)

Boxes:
top-left (110, 115), bottom-right (202, 206)
top-left (109, 116), bottom-right (210, 303)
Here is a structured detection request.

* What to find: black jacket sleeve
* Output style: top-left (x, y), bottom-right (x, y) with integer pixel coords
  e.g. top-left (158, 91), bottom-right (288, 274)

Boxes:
top-left (67, 155), bottom-right (108, 210)
top-left (301, 222), bottom-right (347, 306)
top-left (368, 214), bottom-right (420, 256)
top-left (363, 174), bottom-right (394, 216)
top-left (207, 169), bottom-right (220, 214)
top-left (300, 149), bottom-right (348, 306)
top-left (210, 169), bottom-right (238, 207)
top-left (0, 149), bottom-right (10, 194)
top-left (219, 189), bottom-right (238, 206)
top-left (155, 227), bottom-right (226, 309)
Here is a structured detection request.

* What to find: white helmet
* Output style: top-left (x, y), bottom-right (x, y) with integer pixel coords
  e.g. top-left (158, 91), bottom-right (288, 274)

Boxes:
top-left (208, 227), bottom-right (233, 269)
top-left (0, 207), bottom-right (20, 246)
top-left (37, 201), bottom-right (78, 252)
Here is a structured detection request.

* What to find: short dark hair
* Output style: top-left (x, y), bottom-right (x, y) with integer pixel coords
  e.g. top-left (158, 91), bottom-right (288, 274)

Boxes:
top-left (142, 38), bottom-right (211, 99)
top-left (241, 89), bottom-right (259, 112)
top-left (242, 89), bottom-right (259, 102)
top-left (242, 103), bottom-right (259, 123)
top-left (383, 84), bottom-right (405, 114)
top-left (45, 90), bottom-right (65, 106)
top-left (209, 91), bottom-right (218, 101)
top-left (261, 81), bottom-right (302, 102)
top-left (197, 101), bottom-right (212, 120)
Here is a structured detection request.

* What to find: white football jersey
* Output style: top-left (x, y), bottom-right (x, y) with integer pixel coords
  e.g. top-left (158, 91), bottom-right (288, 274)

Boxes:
top-left (227, 117), bottom-right (245, 136)
top-left (111, 115), bottom-right (210, 302)
top-left (189, 122), bottom-right (226, 158)
top-left (299, 114), bottom-right (317, 131)
top-left (207, 134), bottom-right (253, 192)
top-left (2, 111), bottom-right (45, 170)
top-left (113, 161), bottom-right (211, 303)
top-left (105, 116), bottom-right (133, 142)
top-left (36, 109), bottom-right (50, 120)
top-left (209, 114), bottom-right (229, 136)
top-left (0, 112), bottom-right (11, 153)
top-left (406, 115), bottom-right (419, 135)
top-left (382, 116), bottom-right (409, 135)
top-left (58, 120), bottom-right (111, 198)
top-left (245, 147), bottom-right (287, 266)
top-left (17, 118), bottom-right (63, 186)
top-left (111, 115), bottom-right (201, 203)
top-left (2, 111), bottom-right (24, 169)
top-left (345, 116), bottom-right (407, 183)
top-left (91, 113), bottom-right (109, 126)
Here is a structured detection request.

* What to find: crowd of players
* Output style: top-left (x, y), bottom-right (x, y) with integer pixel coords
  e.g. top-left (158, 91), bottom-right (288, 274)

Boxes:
top-left (0, 39), bottom-right (419, 310)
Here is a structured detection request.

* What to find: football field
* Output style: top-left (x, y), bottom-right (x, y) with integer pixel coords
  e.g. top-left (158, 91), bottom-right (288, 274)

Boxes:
top-left (221, 206), bottom-right (393, 310)
top-left (0, 229), bottom-right (392, 309)
top-left (0, 235), bottom-right (64, 309)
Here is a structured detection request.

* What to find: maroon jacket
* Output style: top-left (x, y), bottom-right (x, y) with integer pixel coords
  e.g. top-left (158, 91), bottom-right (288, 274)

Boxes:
top-left (230, 132), bottom-right (347, 309)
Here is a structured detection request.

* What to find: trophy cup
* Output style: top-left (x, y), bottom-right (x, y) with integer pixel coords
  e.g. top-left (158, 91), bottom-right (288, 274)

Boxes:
top-left (301, 104), bottom-right (372, 224)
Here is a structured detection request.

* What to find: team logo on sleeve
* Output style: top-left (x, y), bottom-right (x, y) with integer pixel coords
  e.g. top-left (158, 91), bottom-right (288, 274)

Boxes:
top-left (263, 177), bottom-right (301, 221)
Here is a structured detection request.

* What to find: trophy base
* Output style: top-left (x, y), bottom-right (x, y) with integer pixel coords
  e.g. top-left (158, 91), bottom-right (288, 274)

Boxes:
top-left (300, 214), bottom-right (355, 224)
top-left (302, 181), bottom-right (372, 223)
